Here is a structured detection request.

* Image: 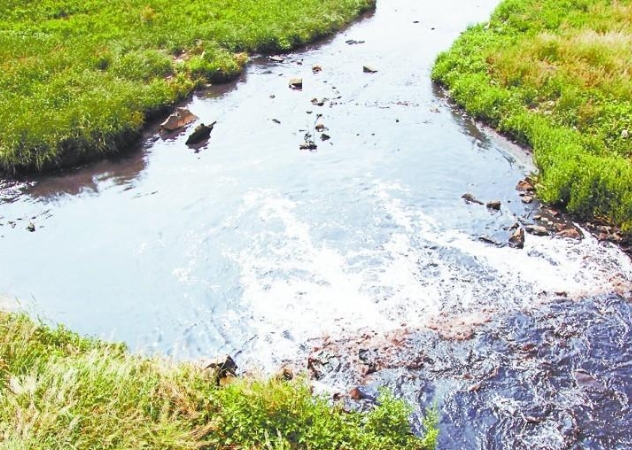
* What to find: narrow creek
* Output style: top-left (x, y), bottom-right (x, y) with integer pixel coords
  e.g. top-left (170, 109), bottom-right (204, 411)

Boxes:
top-left (2, 1), bottom-right (632, 448)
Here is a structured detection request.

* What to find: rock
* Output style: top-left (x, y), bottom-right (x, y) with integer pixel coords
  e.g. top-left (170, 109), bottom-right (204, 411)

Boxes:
top-left (516, 178), bottom-right (535, 192)
top-left (203, 354), bottom-right (238, 377)
top-left (521, 195), bottom-right (534, 204)
top-left (574, 369), bottom-right (606, 392)
top-left (300, 141), bottom-right (317, 151)
top-left (320, 133), bottom-right (331, 141)
top-left (311, 98), bottom-right (325, 107)
top-left (462, 193), bottom-right (484, 205)
top-left (269, 55), bottom-right (284, 63)
top-left (160, 107), bottom-right (198, 132)
top-left (509, 227), bottom-right (525, 249)
top-left (525, 225), bottom-right (548, 236)
top-left (26, 222), bottom-right (35, 232)
top-left (479, 235), bottom-right (501, 246)
top-left (288, 78), bottom-right (303, 89)
top-left (622, 129), bottom-right (629, 139)
top-left (363, 65), bottom-right (378, 73)
top-left (315, 124), bottom-right (327, 132)
top-left (556, 227), bottom-right (582, 240)
top-left (312, 65), bottom-right (322, 73)
top-left (272, 118), bottom-right (281, 124)
top-left (349, 387), bottom-right (364, 400)
top-left (185, 121), bottom-right (216, 146)
top-left (486, 200), bottom-right (501, 210)
top-left (275, 366), bottom-right (294, 381)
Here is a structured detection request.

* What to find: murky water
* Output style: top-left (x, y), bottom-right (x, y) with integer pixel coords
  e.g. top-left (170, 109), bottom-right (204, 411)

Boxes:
top-left (2, 1), bottom-right (632, 448)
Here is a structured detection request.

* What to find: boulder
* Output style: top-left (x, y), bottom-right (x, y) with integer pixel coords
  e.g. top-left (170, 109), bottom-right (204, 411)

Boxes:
top-left (160, 107), bottom-right (198, 132)
top-left (363, 65), bottom-right (378, 73)
top-left (516, 178), bottom-right (535, 192)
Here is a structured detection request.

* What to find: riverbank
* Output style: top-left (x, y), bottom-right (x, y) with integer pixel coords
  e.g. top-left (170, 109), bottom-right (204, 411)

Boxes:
top-left (0, 0), bottom-right (374, 173)
top-left (432, 0), bottom-right (632, 231)
top-left (0, 311), bottom-right (436, 449)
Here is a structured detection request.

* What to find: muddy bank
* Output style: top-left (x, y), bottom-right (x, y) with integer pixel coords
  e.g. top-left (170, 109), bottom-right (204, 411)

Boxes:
top-left (304, 293), bottom-right (632, 449)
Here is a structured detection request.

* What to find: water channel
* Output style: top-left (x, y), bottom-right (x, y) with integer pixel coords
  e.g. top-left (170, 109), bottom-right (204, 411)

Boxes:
top-left (1, 1), bottom-right (631, 448)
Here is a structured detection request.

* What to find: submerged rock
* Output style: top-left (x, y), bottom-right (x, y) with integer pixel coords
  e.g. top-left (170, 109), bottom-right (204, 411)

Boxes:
top-left (185, 121), bottom-right (216, 146)
top-left (160, 107), bottom-right (198, 132)
top-left (462, 193), bottom-right (484, 205)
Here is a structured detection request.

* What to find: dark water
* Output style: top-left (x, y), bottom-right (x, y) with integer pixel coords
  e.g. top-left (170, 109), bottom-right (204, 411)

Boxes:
top-left (1, 1), bottom-right (632, 448)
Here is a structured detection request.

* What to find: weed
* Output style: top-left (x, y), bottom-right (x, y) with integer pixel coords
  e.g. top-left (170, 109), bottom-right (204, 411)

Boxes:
top-left (0, 312), bottom-right (437, 449)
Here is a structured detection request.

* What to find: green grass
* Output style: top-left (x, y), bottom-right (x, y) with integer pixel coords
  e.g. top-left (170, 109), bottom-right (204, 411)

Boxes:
top-left (432, 0), bottom-right (632, 229)
top-left (0, 0), bottom-right (375, 173)
top-left (0, 311), bottom-right (437, 449)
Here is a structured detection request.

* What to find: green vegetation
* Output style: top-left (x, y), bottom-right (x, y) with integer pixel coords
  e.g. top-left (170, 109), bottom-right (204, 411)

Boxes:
top-left (0, 0), bottom-right (375, 173)
top-left (0, 311), bottom-right (437, 449)
top-left (433, 0), bottom-right (632, 229)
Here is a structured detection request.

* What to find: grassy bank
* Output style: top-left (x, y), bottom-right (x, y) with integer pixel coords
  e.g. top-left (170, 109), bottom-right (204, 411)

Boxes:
top-left (432, 0), bottom-right (632, 229)
top-left (0, 0), bottom-right (375, 173)
top-left (0, 311), bottom-right (437, 449)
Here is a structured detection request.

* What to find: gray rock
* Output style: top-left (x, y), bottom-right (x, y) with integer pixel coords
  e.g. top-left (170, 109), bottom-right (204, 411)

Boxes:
top-left (363, 65), bottom-right (378, 73)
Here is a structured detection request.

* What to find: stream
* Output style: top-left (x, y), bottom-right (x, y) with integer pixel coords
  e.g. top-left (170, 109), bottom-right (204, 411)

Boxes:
top-left (2, 1), bottom-right (632, 448)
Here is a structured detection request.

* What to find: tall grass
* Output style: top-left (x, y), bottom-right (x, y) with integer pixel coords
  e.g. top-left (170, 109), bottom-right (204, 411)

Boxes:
top-left (0, 0), bottom-right (375, 173)
top-left (0, 311), bottom-right (437, 449)
top-left (432, 0), bottom-right (632, 229)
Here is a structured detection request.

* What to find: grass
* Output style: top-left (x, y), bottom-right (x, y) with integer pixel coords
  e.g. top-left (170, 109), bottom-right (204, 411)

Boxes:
top-left (0, 311), bottom-right (437, 449)
top-left (0, 0), bottom-right (375, 173)
top-left (432, 0), bottom-right (632, 230)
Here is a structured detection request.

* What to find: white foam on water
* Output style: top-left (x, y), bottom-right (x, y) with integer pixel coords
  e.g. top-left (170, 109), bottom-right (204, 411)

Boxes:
top-left (227, 183), bottom-right (632, 369)
top-left (221, 182), bottom-right (632, 366)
